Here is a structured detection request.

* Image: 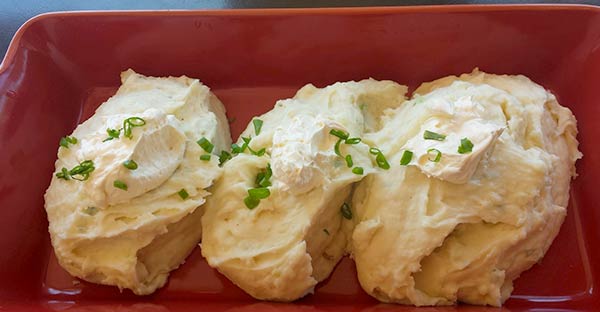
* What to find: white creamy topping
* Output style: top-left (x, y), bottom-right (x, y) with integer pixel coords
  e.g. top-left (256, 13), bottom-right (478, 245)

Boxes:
top-left (271, 115), bottom-right (346, 195)
top-left (77, 108), bottom-right (186, 206)
top-left (402, 95), bottom-right (505, 184)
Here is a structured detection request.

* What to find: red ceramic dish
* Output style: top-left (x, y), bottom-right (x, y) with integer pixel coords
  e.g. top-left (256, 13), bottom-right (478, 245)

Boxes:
top-left (0, 5), bottom-right (599, 311)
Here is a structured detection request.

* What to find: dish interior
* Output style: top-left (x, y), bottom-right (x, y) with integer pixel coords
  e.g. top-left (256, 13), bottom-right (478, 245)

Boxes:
top-left (0, 6), bottom-right (599, 311)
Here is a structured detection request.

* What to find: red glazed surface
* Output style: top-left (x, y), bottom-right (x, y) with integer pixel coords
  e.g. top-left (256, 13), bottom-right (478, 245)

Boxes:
top-left (1, 5), bottom-right (599, 312)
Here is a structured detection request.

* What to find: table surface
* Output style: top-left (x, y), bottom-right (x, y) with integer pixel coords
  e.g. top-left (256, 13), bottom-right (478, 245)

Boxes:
top-left (1, 0), bottom-right (599, 60)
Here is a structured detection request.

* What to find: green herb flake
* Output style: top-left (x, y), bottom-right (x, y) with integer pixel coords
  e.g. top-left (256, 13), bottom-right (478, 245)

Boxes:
top-left (341, 203), bottom-right (352, 220)
top-left (123, 117), bottom-right (146, 139)
top-left (56, 167), bottom-right (70, 180)
top-left (458, 138), bottom-right (474, 154)
top-left (400, 150), bottom-right (413, 166)
top-left (329, 129), bottom-right (349, 140)
top-left (423, 130), bottom-right (446, 141)
top-left (352, 167), bottom-right (364, 175)
top-left (345, 154), bottom-right (353, 168)
top-left (253, 119), bottom-right (264, 135)
top-left (244, 196), bottom-right (260, 209)
top-left (123, 159), bottom-right (138, 170)
top-left (59, 136), bottom-right (78, 148)
top-left (334, 139), bottom-right (343, 157)
top-left (219, 150), bottom-right (232, 166)
top-left (200, 154), bottom-right (211, 161)
top-left (197, 137), bottom-right (214, 153)
top-left (345, 137), bottom-right (361, 145)
top-left (113, 180), bottom-right (128, 191)
top-left (427, 148), bottom-right (442, 162)
top-left (178, 188), bottom-right (189, 199)
top-left (69, 160), bottom-right (95, 181)
top-left (248, 187), bottom-right (270, 199)
top-left (103, 128), bottom-right (121, 142)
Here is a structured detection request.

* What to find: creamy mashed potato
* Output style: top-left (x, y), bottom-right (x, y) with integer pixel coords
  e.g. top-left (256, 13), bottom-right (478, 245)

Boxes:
top-left (350, 70), bottom-right (581, 306)
top-left (201, 80), bottom-right (407, 301)
top-left (44, 69), bottom-right (231, 295)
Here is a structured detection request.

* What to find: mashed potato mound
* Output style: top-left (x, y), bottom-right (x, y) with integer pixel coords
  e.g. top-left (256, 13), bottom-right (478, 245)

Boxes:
top-left (350, 70), bottom-right (581, 306)
top-left (44, 70), bottom-right (231, 295)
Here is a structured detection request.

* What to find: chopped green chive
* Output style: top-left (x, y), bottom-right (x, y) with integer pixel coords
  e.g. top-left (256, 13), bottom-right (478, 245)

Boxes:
top-left (345, 154), bottom-right (353, 168)
top-left (197, 137), bottom-right (214, 153)
top-left (458, 138), bottom-right (474, 154)
top-left (329, 129), bottom-right (349, 140)
top-left (341, 203), bottom-right (352, 220)
top-left (248, 187), bottom-right (270, 199)
top-left (245, 164), bottom-right (273, 209)
top-left (376, 153), bottom-right (390, 170)
top-left (200, 154), bottom-right (211, 161)
top-left (219, 151), bottom-right (232, 166)
top-left (178, 188), bottom-right (189, 199)
top-left (249, 147), bottom-right (266, 157)
top-left (59, 136), bottom-right (78, 148)
top-left (69, 160), bottom-right (95, 181)
top-left (423, 130), bottom-right (446, 141)
top-left (334, 139), bottom-right (343, 157)
top-left (352, 167), bottom-right (364, 175)
top-left (255, 164), bottom-right (273, 188)
top-left (244, 196), bottom-right (260, 209)
top-left (369, 147), bottom-right (390, 169)
top-left (400, 150), bottom-right (413, 166)
top-left (56, 167), bottom-right (70, 180)
top-left (103, 128), bottom-right (121, 142)
top-left (123, 117), bottom-right (146, 139)
top-left (253, 119), bottom-right (264, 135)
top-left (427, 148), bottom-right (442, 162)
top-left (123, 159), bottom-right (138, 170)
top-left (369, 147), bottom-right (381, 155)
top-left (345, 137), bottom-right (361, 144)
top-left (231, 143), bottom-right (244, 154)
top-left (323, 229), bottom-right (330, 235)
top-left (113, 180), bottom-right (128, 190)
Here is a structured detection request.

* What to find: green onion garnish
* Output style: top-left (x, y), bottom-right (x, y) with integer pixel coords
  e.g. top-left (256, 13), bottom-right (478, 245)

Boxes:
top-left (123, 159), bottom-right (138, 170)
top-left (244, 196), bottom-right (260, 209)
top-left (231, 143), bottom-right (244, 154)
top-left (56, 168), bottom-right (70, 180)
top-left (123, 117), bottom-right (146, 139)
top-left (249, 147), bottom-right (266, 157)
top-left (113, 180), bottom-right (128, 190)
top-left (103, 128), bottom-right (121, 142)
top-left (219, 151), bottom-right (232, 166)
top-left (334, 139), bottom-right (343, 157)
top-left (330, 129), bottom-right (349, 140)
top-left (369, 147), bottom-right (390, 169)
top-left (69, 160), bottom-right (95, 181)
top-left (255, 164), bottom-right (273, 188)
top-left (458, 138), bottom-right (474, 154)
top-left (427, 148), bottom-right (442, 162)
top-left (253, 119), bottom-right (263, 135)
top-left (200, 154), bottom-right (211, 161)
top-left (197, 137), bottom-right (214, 153)
top-left (352, 167), bottom-right (364, 175)
top-left (248, 187), bottom-right (270, 199)
top-left (341, 203), bottom-right (352, 220)
top-left (423, 130), bottom-right (446, 141)
top-left (345, 137), bottom-right (361, 144)
top-left (345, 154), bottom-right (353, 168)
top-left (59, 136), bottom-right (78, 148)
top-left (178, 188), bottom-right (189, 199)
top-left (323, 229), bottom-right (330, 235)
top-left (369, 147), bottom-right (381, 155)
top-left (376, 153), bottom-right (390, 170)
top-left (400, 150), bottom-right (413, 166)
